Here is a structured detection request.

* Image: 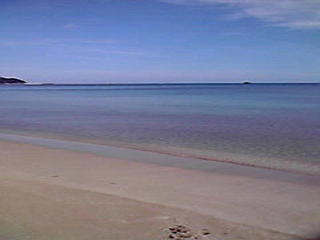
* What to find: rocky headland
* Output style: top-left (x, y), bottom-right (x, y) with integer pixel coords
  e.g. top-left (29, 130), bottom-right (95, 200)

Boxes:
top-left (0, 76), bottom-right (26, 84)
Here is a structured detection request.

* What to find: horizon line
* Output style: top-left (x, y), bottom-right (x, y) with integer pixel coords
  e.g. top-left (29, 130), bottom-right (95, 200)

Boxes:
top-left (17, 82), bottom-right (320, 86)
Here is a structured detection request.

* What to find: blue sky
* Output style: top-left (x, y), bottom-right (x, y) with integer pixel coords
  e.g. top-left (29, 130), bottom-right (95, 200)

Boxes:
top-left (1, 0), bottom-right (319, 83)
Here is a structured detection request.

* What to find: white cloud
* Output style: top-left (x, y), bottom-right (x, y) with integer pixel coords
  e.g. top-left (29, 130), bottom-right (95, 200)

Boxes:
top-left (68, 39), bottom-right (115, 44)
top-left (0, 38), bottom-right (143, 57)
top-left (91, 49), bottom-right (145, 56)
top-left (0, 39), bottom-right (52, 46)
top-left (161, 0), bottom-right (320, 29)
top-left (0, 38), bottom-right (114, 46)
top-left (63, 23), bottom-right (78, 29)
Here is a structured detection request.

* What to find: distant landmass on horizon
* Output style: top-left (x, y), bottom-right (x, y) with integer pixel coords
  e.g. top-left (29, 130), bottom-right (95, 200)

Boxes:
top-left (0, 76), bottom-right (26, 84)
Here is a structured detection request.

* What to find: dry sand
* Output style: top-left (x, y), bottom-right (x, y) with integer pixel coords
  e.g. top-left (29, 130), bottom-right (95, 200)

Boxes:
top-left (1, 140), bottom-right (320, 240)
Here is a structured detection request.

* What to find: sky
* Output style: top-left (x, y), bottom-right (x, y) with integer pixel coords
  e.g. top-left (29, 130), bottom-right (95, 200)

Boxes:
top-left (1, 0), bottom-right (319, 83)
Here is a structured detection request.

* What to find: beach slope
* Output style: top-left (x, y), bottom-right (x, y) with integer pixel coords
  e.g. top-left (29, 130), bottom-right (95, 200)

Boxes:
top-left (0, 140), bottom-right (320, 240)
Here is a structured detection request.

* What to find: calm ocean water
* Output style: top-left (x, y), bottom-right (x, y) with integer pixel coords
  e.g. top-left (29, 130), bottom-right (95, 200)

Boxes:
top-left (0, 83), bottom-right (319, 173)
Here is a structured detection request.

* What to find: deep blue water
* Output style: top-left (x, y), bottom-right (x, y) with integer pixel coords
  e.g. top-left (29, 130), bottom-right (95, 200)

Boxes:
top-left (0, 83), bottom-right (319, 173)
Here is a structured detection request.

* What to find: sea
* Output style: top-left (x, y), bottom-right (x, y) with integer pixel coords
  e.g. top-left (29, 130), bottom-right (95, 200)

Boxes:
top-left (0, 83), bottom-right (319, 174)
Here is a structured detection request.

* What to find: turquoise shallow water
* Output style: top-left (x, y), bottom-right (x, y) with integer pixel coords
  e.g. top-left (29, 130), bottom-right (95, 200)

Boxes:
top-left (0, 83), bottom-right (319, 173)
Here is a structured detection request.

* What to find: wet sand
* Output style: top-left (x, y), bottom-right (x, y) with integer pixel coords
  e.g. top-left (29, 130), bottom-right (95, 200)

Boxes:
top-left (1, 139), bottom-right (320, 240)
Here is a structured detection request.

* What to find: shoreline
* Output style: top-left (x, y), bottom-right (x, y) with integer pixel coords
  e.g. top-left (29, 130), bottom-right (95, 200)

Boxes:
top-left (0, 135), bottom-right (320, 239)
top-left (0, 132), bottom-right (319, 185)
top-left (0, 129), bottom-right (319, 176)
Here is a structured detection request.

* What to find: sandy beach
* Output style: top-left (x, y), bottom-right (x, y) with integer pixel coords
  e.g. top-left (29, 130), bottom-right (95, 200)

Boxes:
top-left (1, 138), bottom-right (320, 240)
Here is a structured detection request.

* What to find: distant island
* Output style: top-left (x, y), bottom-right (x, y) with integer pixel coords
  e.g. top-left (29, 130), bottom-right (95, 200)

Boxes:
top-left (242, 81), bottom-right (252, 84)
top-left (0, 76), bottom-right (26, 84)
